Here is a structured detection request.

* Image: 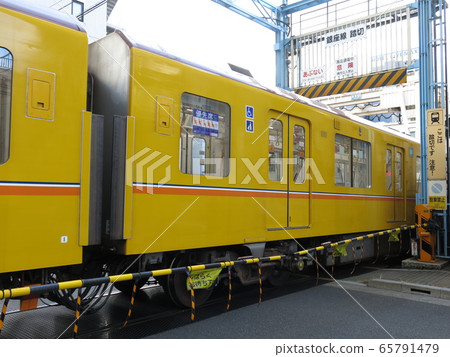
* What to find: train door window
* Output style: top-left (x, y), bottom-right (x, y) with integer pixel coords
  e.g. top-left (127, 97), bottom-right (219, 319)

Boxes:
top-left (334, 134), bottom-right (351, 187)
top-left (292, 125), bottom-right (305, 183)
top-left (269, 119), bottom-right (283, 181)
top-left (416, 156), bottom-right (421, 193)
top-left (396, 151), bottom-right (403, 191)
top-left (335, 134), bottom-right (371, 188)
top-left (192, 138), bottom-right (206, 175)
top-left (352, 138), bottom-right (371, 188)
top-left (386, 149), bottom-right (392, 190)
top-left (0, 47), bottom-right (12, 165)
top-left (179, 93), bottom-right (230, 177)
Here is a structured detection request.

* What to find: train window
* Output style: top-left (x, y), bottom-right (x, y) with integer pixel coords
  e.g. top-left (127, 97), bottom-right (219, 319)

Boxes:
top-left (416, 156), bottom-right (421, 193)
top-left (352, 138), bottom-right (371, 188)
top-left (179, 93), bottom-right (230, 177)
top-left (293, 125), bottom-right (305, 184)
top-left (72, 1), bottom-right (84, 22)
top-left (192, 137), bottom-right (206, 175)
top-left (334, 134), bottom-right (351, 187)
top-left (396, 151), bottom-right (403, 191)
top-left (0, 47), bottom-right (12, 165)
top-left (335, 134), bottom-right (371, 188)
top-left (386, 149), bottom-right (392, 190)
top-left (269, 119), bottom-right (283, 181)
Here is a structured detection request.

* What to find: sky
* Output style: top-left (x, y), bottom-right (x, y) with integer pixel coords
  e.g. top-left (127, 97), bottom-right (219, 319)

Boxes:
top-left (108, 0), bottom-right (450, 91)
top-left (108, 0), bottom-right (277, 86)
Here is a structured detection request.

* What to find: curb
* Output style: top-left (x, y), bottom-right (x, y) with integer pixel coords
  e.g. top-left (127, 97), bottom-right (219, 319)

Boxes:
top-left (368, 279), bottom-right (450, 300)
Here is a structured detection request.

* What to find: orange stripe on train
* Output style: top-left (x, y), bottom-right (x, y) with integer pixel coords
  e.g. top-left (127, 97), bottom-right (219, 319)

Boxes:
top-left (133, 185), bottom-right (289, 198)
top-left (0, 186), bottom-right (80, 196)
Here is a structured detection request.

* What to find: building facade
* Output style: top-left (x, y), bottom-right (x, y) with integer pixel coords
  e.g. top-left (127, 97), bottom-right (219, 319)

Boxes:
top-left (29, 0), bottom-right (116, 43)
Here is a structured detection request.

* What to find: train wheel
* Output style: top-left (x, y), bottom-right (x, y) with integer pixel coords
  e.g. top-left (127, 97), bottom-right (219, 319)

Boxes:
top-left (266, 267), bottom-right (291, 287)
top-left (111, 257), bottom-right (146, 295)
top-left (164, 253), bottom-right (214, 308)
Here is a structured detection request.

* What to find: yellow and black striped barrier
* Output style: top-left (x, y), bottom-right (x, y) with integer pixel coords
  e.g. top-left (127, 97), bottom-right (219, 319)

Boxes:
top-left (0, 224), bottom-right (425, 337)
top-left (0, 224), bottom-right (425, 301)
top-left (295, 68), bottom-right (407, 98)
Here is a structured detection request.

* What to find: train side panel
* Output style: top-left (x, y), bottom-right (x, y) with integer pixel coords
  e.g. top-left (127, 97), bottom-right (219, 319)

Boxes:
top-left (89, 33), bottom-right (419, 258)
top-left (0, 5), bottom-right (88, 273)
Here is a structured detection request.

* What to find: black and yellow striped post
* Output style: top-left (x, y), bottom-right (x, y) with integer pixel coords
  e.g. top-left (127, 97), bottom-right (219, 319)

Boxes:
top-left (226, 266), bottom-right (232, 311)
top-left (185, 268), bottom-right (195, 322)
top-left (72, 289), bottom-right (82, 339)
top-left (122, 281), bottom-right (138, 328)
top-left (257, 262), bottom-right (263, 305)
top-left (0, 298), bottom-right (9, 334)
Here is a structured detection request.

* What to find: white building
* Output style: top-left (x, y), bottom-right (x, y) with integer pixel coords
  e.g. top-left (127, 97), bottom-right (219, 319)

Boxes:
top-left (28, 0), bottom-right (117, 43)
top-left (318, 72), bottom-right (421, 139)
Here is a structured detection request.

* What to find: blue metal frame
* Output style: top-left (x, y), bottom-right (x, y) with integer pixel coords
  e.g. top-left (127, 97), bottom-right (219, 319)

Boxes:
top-left (418, 0), bottom-right (431, 204)
top-left (417, 0), bottom-right (448, 257)
top-left (212, 0), bottom-right (330, 88)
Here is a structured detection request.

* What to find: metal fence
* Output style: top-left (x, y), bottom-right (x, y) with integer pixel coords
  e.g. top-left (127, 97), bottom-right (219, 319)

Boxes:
top-left (289, 5), bottom-right (418, 89)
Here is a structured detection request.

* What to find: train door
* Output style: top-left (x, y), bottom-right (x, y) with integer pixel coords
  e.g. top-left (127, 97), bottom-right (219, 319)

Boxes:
top-left (386, 145), bottom-right (405, 222)
top-left (288, 116), bottom-right (310, 228)
top-left (266, 113), bottom-right (288, 229)
top-left (266, 112), bottom-right (310, 230)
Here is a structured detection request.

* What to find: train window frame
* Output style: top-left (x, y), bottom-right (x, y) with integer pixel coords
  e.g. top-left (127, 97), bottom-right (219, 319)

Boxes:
top-left (179, 93), bottom-right (230, 177)
top-left (351, 138), bottom-right (371, 188)
top-left (0, 47), bottom-right (12, 165)
top-left (416, 156), bottom-right (421, 193)
top-left (334, 134), bottom-right (351, 187)
top-left (334, 134), bottom-right (371, 188)
top-left (268, 119), bottom-right (283, 182)
top-left (395, 151), bottom-right (403, 191)
top-left (292, 124), bottom-right (305, 184)
top-left (386, 149), bottom-right (393, 190)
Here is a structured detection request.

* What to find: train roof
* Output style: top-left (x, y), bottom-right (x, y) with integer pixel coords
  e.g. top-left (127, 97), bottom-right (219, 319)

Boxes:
top-left (0, 0), bottom-right (86, 33)
top-left (114, 30), bottom-right (419, 144)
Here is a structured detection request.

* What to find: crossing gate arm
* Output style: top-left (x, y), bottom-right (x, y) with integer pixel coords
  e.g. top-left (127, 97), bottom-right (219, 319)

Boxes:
top-left (0, 224), bottom-right (426, 300)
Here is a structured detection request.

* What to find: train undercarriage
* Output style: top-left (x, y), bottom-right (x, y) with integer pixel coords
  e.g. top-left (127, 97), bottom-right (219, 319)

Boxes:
top-left (0, 229), bottom-right (412, 312)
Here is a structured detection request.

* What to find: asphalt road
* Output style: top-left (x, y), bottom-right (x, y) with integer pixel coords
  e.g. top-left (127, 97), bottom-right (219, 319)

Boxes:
top-left (147, 280), bottom-right (450, 339)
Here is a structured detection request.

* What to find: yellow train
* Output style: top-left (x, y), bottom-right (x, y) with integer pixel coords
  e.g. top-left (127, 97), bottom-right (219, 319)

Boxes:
top-left (0, 1), bottom-right (420, 309)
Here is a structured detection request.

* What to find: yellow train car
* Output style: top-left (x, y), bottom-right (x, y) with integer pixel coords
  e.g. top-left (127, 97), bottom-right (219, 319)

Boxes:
top-left (1, 1), bottom-right (420, 310)
top-left (89, 32), bottom-right (419, 306)
top-left (0, 2), bottom-right (89, 276)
